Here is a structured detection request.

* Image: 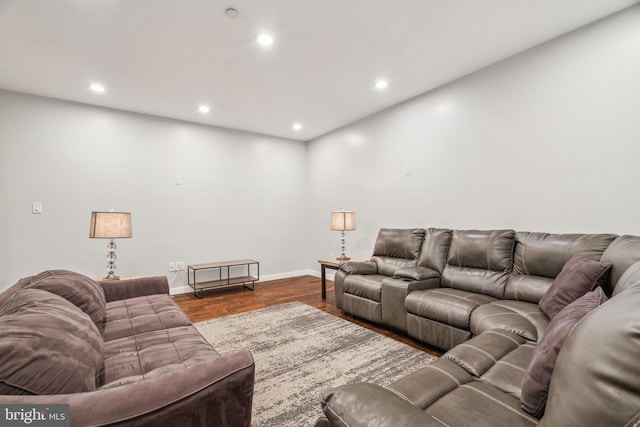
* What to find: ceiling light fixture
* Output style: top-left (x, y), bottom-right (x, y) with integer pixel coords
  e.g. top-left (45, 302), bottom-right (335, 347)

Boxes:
top-left (225, 8), bottom-right (239, 18)
top-left (198, 105), bottom-right (210, 114)
top-left (292, 123), bottom-right (302, 131)
top-left (374, 80), bottom-right (388, 90)
top-left (89, 83), bottom-right (105, 93)
top-left (256, 33), bottom-right (274, 47)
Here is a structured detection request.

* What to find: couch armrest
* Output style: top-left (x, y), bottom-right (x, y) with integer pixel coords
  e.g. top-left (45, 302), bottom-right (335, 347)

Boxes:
top-left (0, 351), bottom-right (255, 427)
top-left (393, 267), bottom-right (439, 281)
top-left (99, 276), bottom-right (169, 302)
top-left (339, 261), bottom-right (377, 275)
top-left (320, 383), bottom-right (443, 427)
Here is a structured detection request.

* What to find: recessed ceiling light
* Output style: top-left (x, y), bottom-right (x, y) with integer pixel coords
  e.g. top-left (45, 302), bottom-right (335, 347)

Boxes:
top-left (198, 105), bottom-right (210, 114)
top-left (292, 123), bottom-right (302, 131)
top-left (374, 80), bottom-right (388, 90)
top-left (256, 33), bottom-right (274, 47)
top-left (89, 83), bottom-right (105, 93)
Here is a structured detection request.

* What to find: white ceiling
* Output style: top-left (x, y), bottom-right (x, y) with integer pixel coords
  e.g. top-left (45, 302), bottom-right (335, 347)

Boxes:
top-left (0, 0), bottom-right (638, 141)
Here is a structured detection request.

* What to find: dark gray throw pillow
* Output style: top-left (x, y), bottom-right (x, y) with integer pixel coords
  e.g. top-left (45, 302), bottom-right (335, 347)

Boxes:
top-left (521, 287), bottom-right (607, 418)
top-left (0, 288), bottom-right (104, 395)
top-left (27, 270), bottom-right (107, 333)
top-left (539, 257), bottom-right (611, 319)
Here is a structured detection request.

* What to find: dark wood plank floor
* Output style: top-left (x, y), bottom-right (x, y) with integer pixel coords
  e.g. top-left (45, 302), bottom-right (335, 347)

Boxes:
top-left (173, 275), bottom-right (441, 357)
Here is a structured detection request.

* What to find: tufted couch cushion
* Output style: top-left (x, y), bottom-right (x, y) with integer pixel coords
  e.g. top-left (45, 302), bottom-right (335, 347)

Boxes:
top-left (102, 325), bottom-right (220, 386)
top-left (103, 294), bottom-right (193, 341)
top-left (0, 289), bottom-right (103, 394)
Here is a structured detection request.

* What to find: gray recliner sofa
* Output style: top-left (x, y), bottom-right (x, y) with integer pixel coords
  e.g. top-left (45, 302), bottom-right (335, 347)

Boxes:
top-left (335, 228), bottom-right (451, 333)
top-left (319, 227), bottom-right (640, 426)
top-left (317, 273), bottom-right (640, 426)
top-left (335, 228), bottom-right (639, 350)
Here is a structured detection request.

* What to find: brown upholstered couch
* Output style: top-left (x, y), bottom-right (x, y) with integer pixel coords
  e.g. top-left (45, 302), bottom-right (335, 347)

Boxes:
top-left (0, 270), bottom-right (254, 427)
top-left (318, 228), bottom-right (640, 426)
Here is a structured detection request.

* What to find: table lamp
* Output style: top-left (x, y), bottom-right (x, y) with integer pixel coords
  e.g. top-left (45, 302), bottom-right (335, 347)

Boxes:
top-left (89, 211), bottom-right (132, 280)
top-left (330, 210), bottom-right (355, 260)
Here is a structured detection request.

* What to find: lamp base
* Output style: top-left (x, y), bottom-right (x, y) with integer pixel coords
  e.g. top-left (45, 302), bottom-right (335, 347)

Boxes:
top-left (336, 256), bottom-right (350, 261)
top-left (104, 239), bottom-right (120, 280)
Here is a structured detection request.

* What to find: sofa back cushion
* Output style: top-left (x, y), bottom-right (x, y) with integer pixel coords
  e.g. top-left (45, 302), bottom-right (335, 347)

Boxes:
top-left (371, 228), bottom-right (425, 276)
top-left (24, 270), bottom-right (107, 333)
top-left (417, 228), bottom-right (452, 274)
top-left (612, 260), bottom-right (640, 297)
top-left (600, 235), bottom-right (640, 295)
top-left (505, 232), bottom-right (616, 303)
top-left (0, 288), bottom-right (104, 395)
top-left (539, 284), bottom-right (640, 427)
top-left (440, 229), bottom-right (515, 298)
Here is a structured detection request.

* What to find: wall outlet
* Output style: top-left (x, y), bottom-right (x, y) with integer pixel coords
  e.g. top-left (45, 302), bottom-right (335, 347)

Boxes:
top-left (169, 262), bottom-right (176, 272)
top-left (176, 261), bottom-right (185, 271)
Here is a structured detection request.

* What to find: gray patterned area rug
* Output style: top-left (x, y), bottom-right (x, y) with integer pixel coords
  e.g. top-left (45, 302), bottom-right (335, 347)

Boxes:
top-left (195, 301), bottom-right (437, 427)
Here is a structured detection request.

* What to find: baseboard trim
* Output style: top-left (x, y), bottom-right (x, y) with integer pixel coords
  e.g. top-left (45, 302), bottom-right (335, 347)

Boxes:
top-left (169, 268), bottom-right (321, 295)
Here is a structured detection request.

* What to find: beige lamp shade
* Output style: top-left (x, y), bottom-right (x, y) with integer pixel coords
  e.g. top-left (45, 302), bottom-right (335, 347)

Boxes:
top-left (89, 212), bottom-right (133, 239)
top-left (330, 211), bottom-right (356, 231)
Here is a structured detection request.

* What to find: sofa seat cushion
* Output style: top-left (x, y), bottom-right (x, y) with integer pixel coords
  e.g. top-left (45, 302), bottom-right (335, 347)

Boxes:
top-left (342, 274), bottom-right (385, 302)
top-left (470, 300), bottom-right (549, 342)
top-left (406, 288), bottom-right (496, 330)
top-left (388, 359), bottom-right (537, 427)
top-left (388, 358), bottom-right (474, 409)
top-left (424, 379), bottom-right (538, 427)
top-left (0, 289), bottom-right (103, 395)
top-left (444, 329), bottom-right (535, 400)
top-left (103, 294), bottom-right (193, 342)
top-left (102, 325), bottom-right (219, 386)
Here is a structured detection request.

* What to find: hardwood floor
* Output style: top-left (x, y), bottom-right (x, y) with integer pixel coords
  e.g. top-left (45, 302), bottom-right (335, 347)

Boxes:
top-left (172, 274), bottom-right (442, 357)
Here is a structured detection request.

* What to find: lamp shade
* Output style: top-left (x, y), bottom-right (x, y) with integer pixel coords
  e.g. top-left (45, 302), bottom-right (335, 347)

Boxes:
top-left (89, 212), bottom-right (133, 239)
top-left (330, 211), bottom-right (356, 231)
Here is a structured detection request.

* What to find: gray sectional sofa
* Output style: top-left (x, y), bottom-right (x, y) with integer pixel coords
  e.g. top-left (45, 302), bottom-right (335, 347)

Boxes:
top-left (319, 227), bottom-right (640, 426)
top-left (0, 270), bottom-right (254, 426)
top-left (334, 228), bottom-right (639, 349)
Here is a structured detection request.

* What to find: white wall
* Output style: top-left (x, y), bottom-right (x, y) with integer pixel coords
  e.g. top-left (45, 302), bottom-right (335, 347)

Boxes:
top-left (2, 6), bottom-right (640, 290)
top-left (0, 91), bottom-right (310, 291)
top-left (308, 6), bottom-right (640, 261)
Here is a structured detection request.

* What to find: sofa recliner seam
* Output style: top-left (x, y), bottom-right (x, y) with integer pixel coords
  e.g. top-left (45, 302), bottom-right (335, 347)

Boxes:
top-left (460, 383), bottom-right (538, 424)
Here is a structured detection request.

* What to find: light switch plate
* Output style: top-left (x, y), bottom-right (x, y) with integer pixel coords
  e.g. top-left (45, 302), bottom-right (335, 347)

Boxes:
top-left (32, 202), bottom-right (43, 214)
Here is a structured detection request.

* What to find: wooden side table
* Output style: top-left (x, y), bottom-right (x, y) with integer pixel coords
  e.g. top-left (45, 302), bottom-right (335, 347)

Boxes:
top-left (317, 258), bottom-right (366, 299)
